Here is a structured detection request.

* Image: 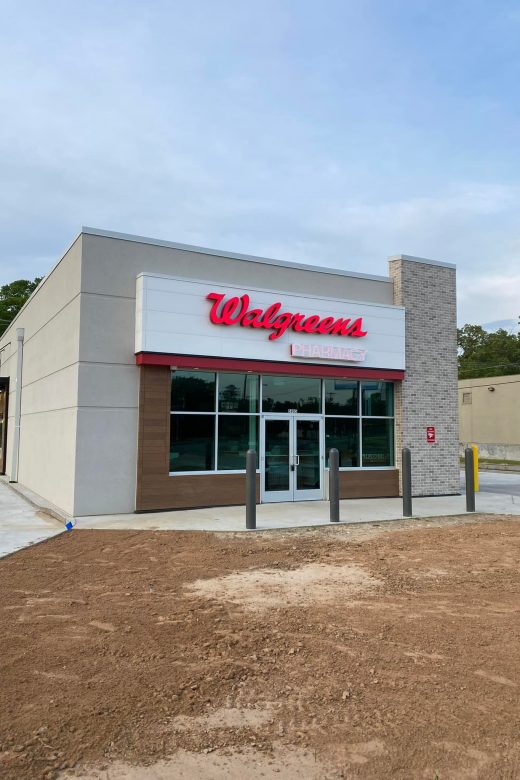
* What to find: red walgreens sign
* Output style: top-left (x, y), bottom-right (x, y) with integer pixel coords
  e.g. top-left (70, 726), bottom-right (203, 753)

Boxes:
top-left (207, 292), bottom-right (368, 342)
top-left (426, 426), bottom-right (436, 443)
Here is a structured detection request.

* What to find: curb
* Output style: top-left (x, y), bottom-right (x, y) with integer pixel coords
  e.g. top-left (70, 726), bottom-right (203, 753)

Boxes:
top-left (0, 476), bottom-right (69, 526)
top-left (478, 464), bottom-right (520, 473)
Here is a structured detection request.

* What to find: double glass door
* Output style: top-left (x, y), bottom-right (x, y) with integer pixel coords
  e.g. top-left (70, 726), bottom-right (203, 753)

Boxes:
top-left (261, 415), bottom-right (323, 502)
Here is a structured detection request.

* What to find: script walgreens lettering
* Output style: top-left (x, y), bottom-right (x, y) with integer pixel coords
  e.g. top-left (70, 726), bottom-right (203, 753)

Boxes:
top-left (206, 292), bottom-right (368, 341)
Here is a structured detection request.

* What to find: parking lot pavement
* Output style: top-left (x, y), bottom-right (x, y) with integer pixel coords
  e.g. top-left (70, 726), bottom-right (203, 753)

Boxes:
top-left (0, 480), bottom-right (64, 557)
top-left (461, 468), bottom-right (520, 497)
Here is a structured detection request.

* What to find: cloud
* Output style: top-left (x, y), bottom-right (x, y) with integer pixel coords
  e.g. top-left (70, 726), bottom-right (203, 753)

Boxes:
top-left (458, 272), bottom-right (520, 325)
top-left (304, 184), bottom-right (520, 324)
top-left (1, 0), bottom-right (519, 332)
top-left (317, 184), bottom-right (518, 233)
top-left (310, 183), bottom-right (520, 259)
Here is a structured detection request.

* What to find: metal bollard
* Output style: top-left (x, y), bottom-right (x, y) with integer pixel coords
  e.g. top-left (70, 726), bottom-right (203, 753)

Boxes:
top-left (329, 448), bottom-right (340, 523)
top-left (465, 447), bottom-right (476, 512)
top-left (402, 447), bottom-right (413, 517)
top-left (471, 443), bottom-right (479, 492)
top-left (246, 449), bottom-right (257, 530)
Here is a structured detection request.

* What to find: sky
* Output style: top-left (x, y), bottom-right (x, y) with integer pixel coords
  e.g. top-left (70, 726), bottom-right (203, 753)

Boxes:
top-left (1, 0), bottom-right (519, 326)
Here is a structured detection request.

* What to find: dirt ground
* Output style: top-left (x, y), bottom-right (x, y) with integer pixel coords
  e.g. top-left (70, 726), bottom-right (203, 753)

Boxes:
top-left (1, 514), bottom-right (520, 780)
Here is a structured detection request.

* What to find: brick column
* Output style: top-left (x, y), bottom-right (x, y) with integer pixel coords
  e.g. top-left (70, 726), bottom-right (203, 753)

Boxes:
top-left (388, 255), bottom-right (459, 496)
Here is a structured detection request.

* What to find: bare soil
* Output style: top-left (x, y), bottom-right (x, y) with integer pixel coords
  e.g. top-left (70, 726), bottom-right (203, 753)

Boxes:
top-left (1, 514), bottom-right (520, 779)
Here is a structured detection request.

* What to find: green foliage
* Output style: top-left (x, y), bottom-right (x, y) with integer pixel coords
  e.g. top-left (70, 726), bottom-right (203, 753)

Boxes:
top-left (458, 323), bottom-right (520, 379)
top-left (0, 278), bottom-right (43, 336)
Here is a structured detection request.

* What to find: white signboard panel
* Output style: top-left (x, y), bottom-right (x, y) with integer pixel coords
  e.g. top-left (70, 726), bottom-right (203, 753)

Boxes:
top-left (136, 273), bottom-right (405, 370)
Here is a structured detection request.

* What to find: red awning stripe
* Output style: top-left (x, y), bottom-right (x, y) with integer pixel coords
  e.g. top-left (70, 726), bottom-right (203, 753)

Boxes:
top-left (136, 352), bottom-right (405, 381)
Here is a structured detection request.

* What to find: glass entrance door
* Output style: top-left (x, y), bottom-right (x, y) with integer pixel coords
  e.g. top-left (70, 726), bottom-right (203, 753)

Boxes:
top-left (294, 418), bottom-right (322, 500)
top-left (261, 415), bottom-right (323, 502)
top-left (263, 417), bottom-right (292, 502)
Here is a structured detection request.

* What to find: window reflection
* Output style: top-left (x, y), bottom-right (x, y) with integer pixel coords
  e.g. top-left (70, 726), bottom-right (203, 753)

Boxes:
top-left (324, 379), bottom-right (358, 415)
top-left (325, 418), bottom-right (359, 467)
top-left (168, 373), bottom-right (396, 473)
top-left (262, 375), bottom-right (321, 413)
top-left (218, 373), bottom-right (259, 413)
top-left (217, 416), bottom-right (258, 470)
top-left (362, 419), bottom-right (394, 466)
top-left (362, 382), bottom-right (394, 416)
top-left (171, 371), bottom-right (215, 412)
top-left (170, 415), bottom-right (215, 471)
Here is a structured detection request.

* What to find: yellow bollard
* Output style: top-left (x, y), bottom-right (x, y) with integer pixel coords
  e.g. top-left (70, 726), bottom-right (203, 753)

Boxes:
top-left (471, 444), bottom-right (479, 492)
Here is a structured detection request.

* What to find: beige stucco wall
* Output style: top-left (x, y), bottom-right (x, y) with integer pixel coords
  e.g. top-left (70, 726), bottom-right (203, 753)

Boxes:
top-left (0, 227), bottom-right (402, 517)
top-left (74, 229), bottom-right (396, 516)
top-left (80, 231), bottom-right (395, 303)
top-left (0, 237), bottom-right (83, 516)
top-left (459, 375), bottom-right (520, 459)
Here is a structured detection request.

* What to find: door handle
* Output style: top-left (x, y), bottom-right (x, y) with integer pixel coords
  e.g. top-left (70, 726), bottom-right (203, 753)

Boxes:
top-left (294, 455), bottom-right (300, 467)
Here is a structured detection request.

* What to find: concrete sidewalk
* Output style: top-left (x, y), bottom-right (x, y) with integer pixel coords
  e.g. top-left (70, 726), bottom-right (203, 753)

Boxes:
top-left (2, 477), bottom-right (519, 546)
top-left (0, 480), bottom-right (64, 557)
top-left (77, 490), bottom-right (520, 532)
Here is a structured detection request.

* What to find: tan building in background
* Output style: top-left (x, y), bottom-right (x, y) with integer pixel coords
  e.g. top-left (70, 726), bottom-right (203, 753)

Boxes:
top-left (459, 374), bottom-right (520, 461)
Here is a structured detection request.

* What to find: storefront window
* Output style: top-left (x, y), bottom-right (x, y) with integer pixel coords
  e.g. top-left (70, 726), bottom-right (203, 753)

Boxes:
top-left (170, 371), bottom-right (260, 473)
top-left (362, 419), bottom-right (394, 466)
top-left (217, 415), bottom-right (258, 470)
top-left (325, 378), bottom-right (395, 470)
top-left (170, 415), bottom-right (215, 471)
top-left (324, 379), bottom-right (358, 415)
top-left (362, 381), bottom-right (394, 417)
top-left (171, 371), bottom-right (215, 412)
top-left (169, 372), bottom-right (396, 474)
top-left (219, 373), bottom-right (259, 413)
top-left (325, 418), bottom-right (359, 467)
top-left (262, 375), bottom-right (321, 413)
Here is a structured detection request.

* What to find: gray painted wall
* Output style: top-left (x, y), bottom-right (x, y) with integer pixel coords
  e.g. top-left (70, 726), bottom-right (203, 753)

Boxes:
top-left (0, 237), bottom-right (83, 516)
top-left (0, 228), bottom-right (400, 516)
top-left (74, 230), bottom-right (395, 516)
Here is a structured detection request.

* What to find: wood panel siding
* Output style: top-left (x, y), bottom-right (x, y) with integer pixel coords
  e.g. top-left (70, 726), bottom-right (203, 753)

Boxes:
top-left (136, 366), bottom-right (260, 511)
top-left (338, 469), bottom-right (399, 499)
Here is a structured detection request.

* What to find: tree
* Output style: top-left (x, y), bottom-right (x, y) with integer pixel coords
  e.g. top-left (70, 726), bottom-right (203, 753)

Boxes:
top-left (458, 323), bottom-right (520, 378)
top-left (0, 278), bottom-right (43, 336)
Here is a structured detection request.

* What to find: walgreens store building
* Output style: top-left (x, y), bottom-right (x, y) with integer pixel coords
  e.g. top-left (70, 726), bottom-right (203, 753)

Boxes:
top-left (0, 228), bottom-right (459, 518)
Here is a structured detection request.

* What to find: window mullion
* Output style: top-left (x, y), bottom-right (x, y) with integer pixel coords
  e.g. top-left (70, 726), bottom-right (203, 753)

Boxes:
top-left (359, 381), bottom-right (363, 467)
top-left (214, 412), bottom-right (219, 472)
top-left (215, 373), bottom-right (219, 472)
